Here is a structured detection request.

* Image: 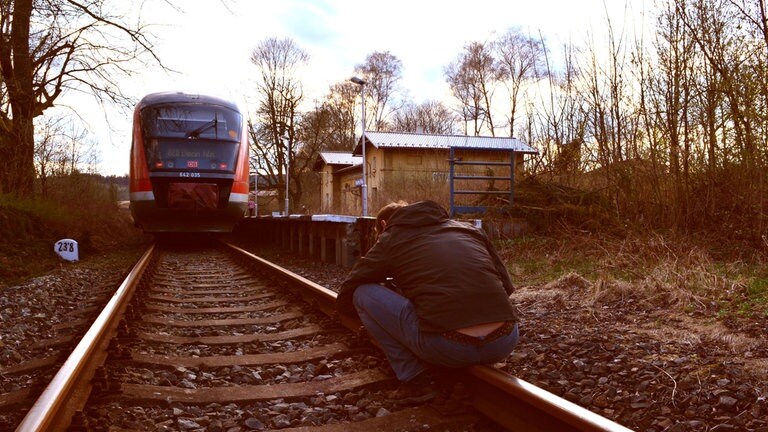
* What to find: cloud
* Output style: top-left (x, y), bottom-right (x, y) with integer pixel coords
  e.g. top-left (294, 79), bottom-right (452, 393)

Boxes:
top-left (282, 0), bottom-right (343, 49)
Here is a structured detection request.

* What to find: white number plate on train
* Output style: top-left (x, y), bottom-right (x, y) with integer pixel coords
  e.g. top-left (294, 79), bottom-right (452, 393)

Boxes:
top-left (179, 172), bottom-right (201, 178)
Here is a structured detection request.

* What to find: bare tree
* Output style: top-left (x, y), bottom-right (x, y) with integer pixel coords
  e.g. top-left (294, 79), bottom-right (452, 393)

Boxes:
top-left (0, 0), bottom-right (165, 197)
top-left (527, 40), bottom-right (588, 181)
top-left (636, 0), bottom-right (700, 226)
top-left (670, 0), bottom-right (768, 238)
top-left (494, 27), bottom-right (548, 137)
top-left (312, 81), bottom-right (359, 151)
top-left (354, 51), bottom-right (403, 131)
top-left (248, 37), bottom-right (308, 213)
top-left (35, 115), bottom-right (68, 197)
top-left (445, 41), bottom-right (502, 136)
top-left (390, 100), bottom-right (458, 134)
top-left (578, 5), bottom-right (649, 221)
top-left (35, 112), bottom-right (99, 199)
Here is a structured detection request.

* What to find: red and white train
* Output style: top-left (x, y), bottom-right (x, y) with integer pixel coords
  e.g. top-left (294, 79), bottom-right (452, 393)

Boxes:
top-left (129, 92), bottom-right (249, 233)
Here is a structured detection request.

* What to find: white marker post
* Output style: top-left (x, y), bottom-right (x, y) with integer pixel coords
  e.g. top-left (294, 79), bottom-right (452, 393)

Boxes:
top-left (54, 239), bottom-right (79, 262)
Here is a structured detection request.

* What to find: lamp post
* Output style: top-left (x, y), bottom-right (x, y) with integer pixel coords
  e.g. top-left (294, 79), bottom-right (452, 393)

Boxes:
top-left (349, 76), bottom-right (368, 216)
top-left (282, 134), bottom-right (290, 216)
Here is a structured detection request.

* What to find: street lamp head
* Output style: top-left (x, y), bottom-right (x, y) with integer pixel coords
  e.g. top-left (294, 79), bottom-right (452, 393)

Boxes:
top-left (349, 76), bottom-right (366, 86)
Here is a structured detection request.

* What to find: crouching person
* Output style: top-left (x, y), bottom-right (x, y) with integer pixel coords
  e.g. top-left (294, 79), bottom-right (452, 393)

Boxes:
top-left (336, 200), bottom-right (520, 383)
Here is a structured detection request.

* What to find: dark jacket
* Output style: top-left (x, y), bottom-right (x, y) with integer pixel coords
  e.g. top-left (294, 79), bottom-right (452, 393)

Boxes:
top-left (337, 200), bottom-right (519, 332)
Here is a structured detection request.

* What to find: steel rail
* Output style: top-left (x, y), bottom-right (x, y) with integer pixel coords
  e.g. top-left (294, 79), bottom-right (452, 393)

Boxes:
top-left (16, 244), bottom-right (155, 432)
top-left (225, 242), bottom-right (634, 432)
top-left (468, 366), bottom-right (634, 431)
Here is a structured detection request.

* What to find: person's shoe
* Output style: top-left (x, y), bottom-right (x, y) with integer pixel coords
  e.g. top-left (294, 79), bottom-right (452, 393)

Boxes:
top-left (405, 370), bottom-right (437, 387)
top-left (389, 370), bottom-right (439, 401)
top-left (431, 380), bottom-right (472, 415)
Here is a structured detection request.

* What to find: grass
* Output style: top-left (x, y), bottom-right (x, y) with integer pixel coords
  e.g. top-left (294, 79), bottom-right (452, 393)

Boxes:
top-left (0, 177), bottom-right (148, 287)
top-left (747, 278), bottom-right (768, 304)
top-left (498, 235), bottom-right (603, 286)
top-left (729, 277), bottom-right (768, 318)
top-left (495, 228), bottom-right (767, 322)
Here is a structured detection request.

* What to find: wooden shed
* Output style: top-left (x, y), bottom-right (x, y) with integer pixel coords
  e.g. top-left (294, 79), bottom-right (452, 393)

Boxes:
top-left (312, 151), bottom-right (362, 214)
top-left (313, 131), bottom-right (537, 216)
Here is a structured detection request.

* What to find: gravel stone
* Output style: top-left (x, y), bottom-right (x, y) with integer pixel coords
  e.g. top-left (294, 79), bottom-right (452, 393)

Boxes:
top-left (238, 242), bottom-right (768, 432)
top-left (3, 241), bottom-right (766, 432)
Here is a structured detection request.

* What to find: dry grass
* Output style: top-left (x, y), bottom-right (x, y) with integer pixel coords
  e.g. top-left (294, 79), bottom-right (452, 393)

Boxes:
top-left (507, 229), bottom-right (768, 374)
top-left (586, 248), bottom-right (747, 312)
top-left (0, 176), bottom-right (149, 286)
top-left (502, 228), bottom-right (761, 316)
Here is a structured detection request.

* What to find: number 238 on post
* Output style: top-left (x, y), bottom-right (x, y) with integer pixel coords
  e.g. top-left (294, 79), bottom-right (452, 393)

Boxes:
top-left (54, 239), bottom-right (79, 262)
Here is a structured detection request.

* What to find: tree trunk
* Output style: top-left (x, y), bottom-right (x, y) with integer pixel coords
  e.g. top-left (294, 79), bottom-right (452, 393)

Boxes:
top-left (4, 0), bottom-right (35, 196)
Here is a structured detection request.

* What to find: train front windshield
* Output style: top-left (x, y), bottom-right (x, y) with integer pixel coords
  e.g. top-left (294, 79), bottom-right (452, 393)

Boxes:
top-left (140, 104), bottom-right (243, 173)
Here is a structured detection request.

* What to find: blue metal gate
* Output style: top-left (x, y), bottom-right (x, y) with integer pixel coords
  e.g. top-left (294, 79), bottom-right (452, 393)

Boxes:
top-left (449, 147), bottom-right (516, 217)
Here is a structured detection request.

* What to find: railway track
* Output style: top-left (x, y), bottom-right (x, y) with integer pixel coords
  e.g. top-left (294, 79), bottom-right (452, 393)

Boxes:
top-left (9, 242), bottom-right (633, 431)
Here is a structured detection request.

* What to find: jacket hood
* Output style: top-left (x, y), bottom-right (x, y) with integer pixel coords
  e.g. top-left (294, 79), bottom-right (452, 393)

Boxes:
top-left (386, 200), bottom-right (449, 229)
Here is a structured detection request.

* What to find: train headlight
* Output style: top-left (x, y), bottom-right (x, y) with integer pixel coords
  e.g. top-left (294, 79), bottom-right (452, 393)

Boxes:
top-left (167, 161), bottom-right (175, 168)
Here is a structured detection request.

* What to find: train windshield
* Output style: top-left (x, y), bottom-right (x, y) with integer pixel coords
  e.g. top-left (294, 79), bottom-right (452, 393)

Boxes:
top-left (140, 104), bottom-right (243, 172)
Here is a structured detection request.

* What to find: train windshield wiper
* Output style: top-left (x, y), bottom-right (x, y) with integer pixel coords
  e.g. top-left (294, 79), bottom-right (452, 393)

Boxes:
top-left (187, 116), bottom-right (218, 138)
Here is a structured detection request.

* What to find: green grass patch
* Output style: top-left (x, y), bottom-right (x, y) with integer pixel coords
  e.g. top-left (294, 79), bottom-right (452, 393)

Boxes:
top-left (745, 278), bottom-right (768, 318)
top-left (714, 276), bottom-right (768, 319)
top-left (496, 235), bottom-right (604, 286)
top-left (747, 278), bottom-right (768, 303)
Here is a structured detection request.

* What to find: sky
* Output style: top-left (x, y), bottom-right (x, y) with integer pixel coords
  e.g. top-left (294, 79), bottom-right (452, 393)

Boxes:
top-left (65, 0), bottom-right (648, 176)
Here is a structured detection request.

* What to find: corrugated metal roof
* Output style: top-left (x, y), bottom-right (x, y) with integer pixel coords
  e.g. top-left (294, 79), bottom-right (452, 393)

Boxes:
top-left (320, 151), bottom-right (362, 165)
top-left (313, 151), bottom-right (362, 171)
top-left (354, 131), bottom-right (538, 154)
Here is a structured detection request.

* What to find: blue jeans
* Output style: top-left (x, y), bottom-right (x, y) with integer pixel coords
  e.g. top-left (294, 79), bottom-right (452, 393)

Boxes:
top-left (353, 283), bottom-right (520, 382)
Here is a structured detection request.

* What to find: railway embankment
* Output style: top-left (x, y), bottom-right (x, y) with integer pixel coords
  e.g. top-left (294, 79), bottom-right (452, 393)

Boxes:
top-left (0, 201), bottom-right (149, 287)
top-left (236, 234), bottom-right (768, 432)
top-left (1, 206), bottom-right (767, 430)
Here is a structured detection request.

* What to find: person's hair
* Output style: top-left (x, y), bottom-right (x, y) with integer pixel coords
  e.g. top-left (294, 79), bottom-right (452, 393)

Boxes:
top-left (375, 200), bottom-right (408, 235)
